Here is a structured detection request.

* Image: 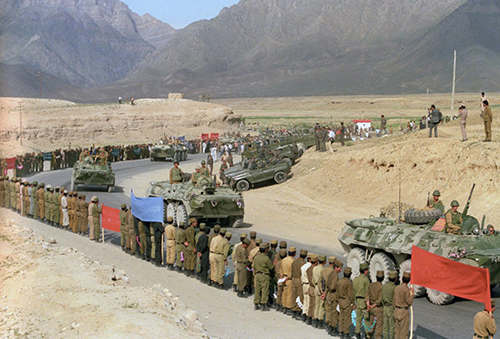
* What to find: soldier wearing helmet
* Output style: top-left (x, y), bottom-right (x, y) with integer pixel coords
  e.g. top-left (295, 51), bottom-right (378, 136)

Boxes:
top-left (445, 200), bottom-right (462, 235)
top-left (428, 190), bottom-right (444, 213)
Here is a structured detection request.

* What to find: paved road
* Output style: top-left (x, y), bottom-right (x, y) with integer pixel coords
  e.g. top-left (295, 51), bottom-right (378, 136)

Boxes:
top-left (24, 156), bottom-right (498, 339)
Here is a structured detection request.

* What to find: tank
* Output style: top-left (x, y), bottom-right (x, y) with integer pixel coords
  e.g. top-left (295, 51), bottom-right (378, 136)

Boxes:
top-left (146, 176), bottom-right (245, 228)
top-left (71, 158), bottom-right (115, 192)
top-left (338, 204), bottom-right (500, 305)
top-left (150, 143), bottom-right (188, 162)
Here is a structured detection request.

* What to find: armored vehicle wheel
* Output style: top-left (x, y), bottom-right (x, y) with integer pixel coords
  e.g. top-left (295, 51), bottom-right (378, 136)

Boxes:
top-left (231, 218), bottom-right (244, 228)
top-left (167, 203), bottom-right (177, 224)
top-left (426, 288), bottom-right (454, 305)
top-left (173, 152), bottom-right (179, 162)
top-left (369, 252), bottom-right (395, 283)
top-left (347, 248), bottom-right (366, 279)
top-left (283, 157), bottom-right (293, 168)
top-left (236, 180), bottom-right (250, 192)
top-left (404, 208), bottom-right (442, 224)
top-left (399, 259), bottom-right (426, 297)
top-left (70, 177), bottom-right (75, 191)
top-left (183, 151), bottom-right (188, 161)
top-left (176, 204), bottom-right (188, 226)
top-left (274, 171), bottom-right (287, 184)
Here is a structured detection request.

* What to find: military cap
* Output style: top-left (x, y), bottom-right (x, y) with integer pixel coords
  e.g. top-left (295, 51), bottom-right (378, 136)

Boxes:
top-left (78, 194), bottom-right (83, 199)
top-left (344, 267), bottom-right (352, 275)
top-left (451, 200), bottom-right (460, 207)
top-left (270, 239), bottom-right (278, 245)
top-left (39, 182), bottom-right (45, 187)
top-left (179, 221), bottom-right (186, 227)
top-left (307, 253), bottom-right (313, 259)
top-left (49, 187), bottom-right (54, 192)
top-left (259, 242), bottom-right (268, 250)
top-left (220, 228), bottom-right (227, 235)
top-left (389, 271), bottom-right (397, 279)
top-left (300, 249), bottom-right (308, 257)
top-left (376, 270), bottom-right (384, 278)
top-left (225, 232), bottom-right (232, 239)
top-left (335, 259), bottom-right (343, 268)
top-left (318, 255), bottom-right (326, 262)
top-left (279, 240), bottom-right (287, 248)
top-left (289, 246), bottom-right (296, 252)
top-left (243, 238), bottom-right (251, 246)
top-left (174, 161), bottom-right (179, 165)
top-left (328, 256), bottom-right (337, 263)
top-left (199, 223), bottom-right (205, 230)
top-left (250, 231), bottom-right (257, 238)
top-left (91, 196), bottom-right (98, 202)
top-left (360, 262), bottom-right (369, 270)
top-left (167, 216), bottom-right (174, 222)
top-left (279, 248), bottom-right (287, 258)
top-left (403, 271), bottom-right (411, 279)
top-left (256, 238), bottom-right (262, 245)
top-left (121, 203), bottom-right (126, 209)
top-left (201, 160), bottom-right (206, 165)
top-left (240, 233), bottom-right (247, 238)
top-left (214, 225), bottom-right (221, 231)
top-left (189, 217), bottom-right (197, 224)
top-left (433, 190), bottom-right (441, 196)
top-left (199, 222), bottom-right (206, 227)
top-left (46, 184), bottom-right (52, 189)
top-left (310, 254), bottom-right (318, 263)
top-left (33, 181), bottom-right (38, 186)
top-left (64, 190), bottom-right (68, 194)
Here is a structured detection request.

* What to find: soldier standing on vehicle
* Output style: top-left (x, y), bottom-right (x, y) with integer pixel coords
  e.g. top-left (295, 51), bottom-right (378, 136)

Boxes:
top-left (427, 190), bottom-right (445, 213)
top-left (169, 161), bottom-right (183, 184)
top-left (354, 262), bottom-right (370, 339)
top-left (445, 200), bottom-right (463, 235)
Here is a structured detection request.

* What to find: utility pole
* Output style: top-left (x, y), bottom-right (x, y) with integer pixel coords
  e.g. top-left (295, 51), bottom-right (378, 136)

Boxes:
top-left (37, 71), bottom-right (42, 99)
top-left (426, 88), bottom-right (429, 109)
top-left (451, 50), bottom-right (457, 114)
top-left (19, 101), bottom-right (23, 146)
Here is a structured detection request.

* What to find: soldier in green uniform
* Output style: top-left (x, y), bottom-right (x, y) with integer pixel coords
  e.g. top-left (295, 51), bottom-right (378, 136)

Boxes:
top-left (191, 167), bottom-right (203, 185)
top-left (445, 200), bottom-right (463, 235)
top-left (169, 161), bottom-right (183, 184)
top-left (165, 217), bottom-right (176, 269)
top-left (36, 182), bottom-right (44, 220)
top-left (326, 259), bottom-right (343, 336)
top-left (45, 185), bottom-right (52, 224)
top-left (119, 204), bottom-right (128, 251)
top-left (382, 271), bottom-right (397, 339)
top-left (427, 190), bottom-right (445, 213)
top-left (394, 272), bottom-right (413, 339)
top-left (253, 242), bottom-right (274, 311)
top-left (175, 221), bottom-right (187, 271)
top-left (200, 160), bottom-right (210, 177)
top-left (53, 187), bottom-right (61, 227)
top-left (338, 267), bottom-right (355, 339)
top-left (353, 262), bottom-right (370, 339)
top-left (91, 196), bottom-right (102, 241)
top-left (366, 270), bottom-right (384, 339)
top-left (126, 209), bottom-right (136, 254)
top-left (184, 218), bottom-right (197, 275)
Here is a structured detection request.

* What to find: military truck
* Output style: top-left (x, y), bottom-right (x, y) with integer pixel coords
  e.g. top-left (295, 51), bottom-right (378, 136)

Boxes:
top-left (338, 188), bottom-right (500, 305)
top-left (71, 157), bottom-right (115, 192)
top-left (225, 160), bottom-right (290, 192)
top-left (150, 143), bottom-right (188, 162)
top-left (146, 175), bottom-right (244, 228)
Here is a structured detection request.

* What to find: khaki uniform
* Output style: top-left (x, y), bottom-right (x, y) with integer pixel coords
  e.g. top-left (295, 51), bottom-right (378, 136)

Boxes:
top-left (473, 310), bottom-right (496, 339)
top-left (138, 221), bottom-right (147, 255)
top-left (281, 256), bottom-right (294, 309)
top-left (366, 281), bottom-right (383, 339)
top-left (393, 283), bottom-right (413, 339)
top-left (307, 265), bottom-right (316, 318)
top-left (79, 199), bottom-right (89, 234)
top-left (4, 180), bottom-right (11, 209)
top-left (126, 210), bottom-right (136, 253)
top-left (275, 257), bottom-right (284, 307)
top-left (445, 208), bottom-right (463, 235)
top-left (212, 236), bottom-right (228, 285)
top-left (184, 225), bottom-right (196, 271)
top-left (253, 252), bottom-right (274, 305)
top-left (382, 281), bottom-right (396, 339)
top-left (353, 274), bottom-right (370, 335)
top-left (338, 276), bottom-right (355, 336)
top-left (234, 244), bottom-right (250, 292)
top-left (301, 262), bottom-right (312, 315)
top-left (483, 106), bottom-right (493, 141)
top-left (291, 257), bottom-right (305, 312)
top-left (88, 202), bottom-right (94, 240)
top-left (36, 187), bottom-right (45, 219)
top-left (119, 209), bottom-right (128, 248)
top-left (92, 203), bottom-right (102, 241)
top-left (209, 234), bottom-right (221, 282)
top-left (165, 223), bottom-right (176, 265)
top-left (312, 264), bottom-right (325, 320)
top-left (325, 269), bottom-right (340, 329)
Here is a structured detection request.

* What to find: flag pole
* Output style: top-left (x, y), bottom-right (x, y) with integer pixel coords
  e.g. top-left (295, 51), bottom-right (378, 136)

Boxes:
top-left (162, 233), bottom-right (165, 266)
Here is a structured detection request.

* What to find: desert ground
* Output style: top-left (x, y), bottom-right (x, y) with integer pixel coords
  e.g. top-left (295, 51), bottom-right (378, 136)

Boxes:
top-left (1, 93), bottom-right (499, 337)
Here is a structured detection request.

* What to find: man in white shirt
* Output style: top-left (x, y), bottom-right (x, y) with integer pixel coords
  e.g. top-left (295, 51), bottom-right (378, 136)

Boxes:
top-left (61, 190), bottom-right (69, 228)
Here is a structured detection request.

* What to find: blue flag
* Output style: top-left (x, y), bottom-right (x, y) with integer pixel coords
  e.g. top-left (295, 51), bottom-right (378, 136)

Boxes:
top-left (178, 136), bottom-right (186, 142)
top-left (130, 190), bottom-right (164, 222)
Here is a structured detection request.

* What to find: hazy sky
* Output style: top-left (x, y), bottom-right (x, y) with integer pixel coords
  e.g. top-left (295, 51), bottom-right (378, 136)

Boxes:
top-left (122, 0), bottom-right (240, 29)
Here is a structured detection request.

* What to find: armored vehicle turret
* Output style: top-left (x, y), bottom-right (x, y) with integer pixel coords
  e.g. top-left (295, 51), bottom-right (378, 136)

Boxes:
top-left (150, 143), bottom-right (188, 162)
top-left (146, 176), bottom-right (244, 228)
top-left (71, 157), bottom-right (115, 192)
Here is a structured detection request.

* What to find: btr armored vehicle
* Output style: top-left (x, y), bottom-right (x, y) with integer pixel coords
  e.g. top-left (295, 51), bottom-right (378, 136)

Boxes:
top-left (338, 197), bottom-right (500, 305)
top-left (150, 143), bottom-right (188, 162)
top-left (71, 158), bottom-right (115, 192)
top-left (146, 176), bottom-right (244, 228)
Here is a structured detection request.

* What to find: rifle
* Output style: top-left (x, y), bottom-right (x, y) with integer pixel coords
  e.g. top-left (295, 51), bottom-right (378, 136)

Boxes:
top-left (462, 183), bottom-right (476, 218)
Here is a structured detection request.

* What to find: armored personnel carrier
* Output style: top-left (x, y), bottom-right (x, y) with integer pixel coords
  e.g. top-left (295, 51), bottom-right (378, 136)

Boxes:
top-left (338, 187), bottom-right (500, 305)
top-left (146, 176), bottom-right (244, 228)
top-left (150, 143), bottom-right (188, 162)
top-left (71, 157), bottom-right (115, 192)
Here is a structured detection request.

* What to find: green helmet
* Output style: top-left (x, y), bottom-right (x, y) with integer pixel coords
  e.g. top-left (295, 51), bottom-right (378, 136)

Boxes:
top-left (451, 200), bottom-right (460, 207)
top-left (433, 190), bottom-right (441, 196)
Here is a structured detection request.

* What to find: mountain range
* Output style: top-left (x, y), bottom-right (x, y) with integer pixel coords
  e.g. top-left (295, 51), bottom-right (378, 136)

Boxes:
top-left (1, 0), bottom-right (499, 101)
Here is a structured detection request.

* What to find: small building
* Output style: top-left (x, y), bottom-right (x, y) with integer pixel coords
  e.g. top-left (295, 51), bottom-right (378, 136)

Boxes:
top-left (353, 119), bottom-right (372, 130)
top-left (168, 93), bottom-right (184, 100)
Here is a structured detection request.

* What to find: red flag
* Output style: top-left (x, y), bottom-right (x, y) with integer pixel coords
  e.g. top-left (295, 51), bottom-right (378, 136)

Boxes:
top-left (201, 133), bottom-right (209, 140)
top-left (411, 245), bottom-right (491, 310)
top-left (101, 205), bottom-right (121, 233)
top-left (210, 133), bottom-right (219, 140)
top-left (6, 157), bottom-right (16, 170)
